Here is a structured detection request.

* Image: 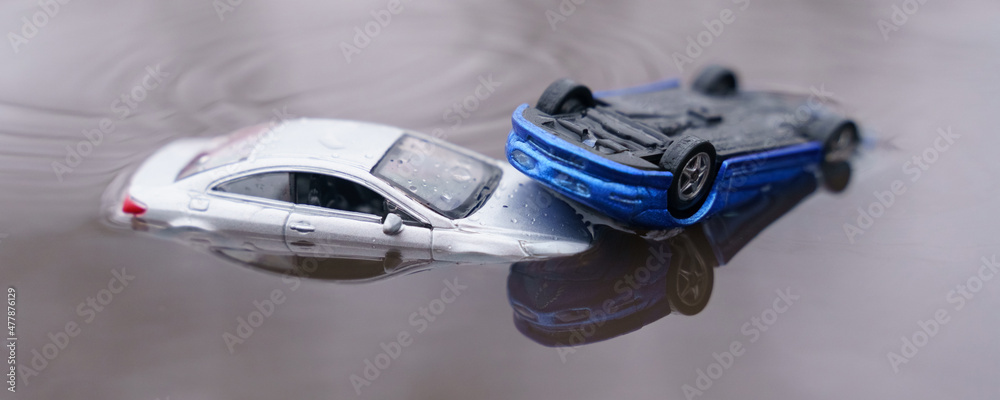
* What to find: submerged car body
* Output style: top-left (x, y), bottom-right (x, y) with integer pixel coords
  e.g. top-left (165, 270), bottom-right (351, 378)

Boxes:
top-left (104, 119), bottom-right (593, 264)
top-left (506, 66), bottom-right (860, 229)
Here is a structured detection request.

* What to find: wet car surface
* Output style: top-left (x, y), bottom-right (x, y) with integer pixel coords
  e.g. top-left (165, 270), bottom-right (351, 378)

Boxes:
top-left (2, 1), bottom-right (999, 399)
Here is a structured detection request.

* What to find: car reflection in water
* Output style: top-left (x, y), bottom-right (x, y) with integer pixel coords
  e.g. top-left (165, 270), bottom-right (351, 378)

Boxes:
top-left (507, 164), bottom-right (847, 347)
top-left (210, 247), bottom-right (440, 283)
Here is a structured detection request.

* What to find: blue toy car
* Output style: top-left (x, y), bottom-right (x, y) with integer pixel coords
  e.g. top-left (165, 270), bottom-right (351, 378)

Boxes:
top-left (506, 66), bottom-right (859, 228)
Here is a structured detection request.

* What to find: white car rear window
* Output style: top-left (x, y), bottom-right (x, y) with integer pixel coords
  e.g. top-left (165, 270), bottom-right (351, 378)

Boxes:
top-left (176, 124), bottom-right (270, 181)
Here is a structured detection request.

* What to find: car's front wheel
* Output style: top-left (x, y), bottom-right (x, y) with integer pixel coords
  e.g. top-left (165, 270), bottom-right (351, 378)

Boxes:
top-left (660, 137), bottom-right (718, 217)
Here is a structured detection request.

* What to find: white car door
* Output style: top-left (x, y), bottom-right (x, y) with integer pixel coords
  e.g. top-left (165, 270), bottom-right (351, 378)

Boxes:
top-left (284, 172), bottom-right (432, 262)
top-left (206, 171), bottom-right (294, 253)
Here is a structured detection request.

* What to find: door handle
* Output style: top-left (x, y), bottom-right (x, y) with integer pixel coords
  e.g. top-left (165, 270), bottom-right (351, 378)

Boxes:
top-left (289, 223), bottom-right (315, 233)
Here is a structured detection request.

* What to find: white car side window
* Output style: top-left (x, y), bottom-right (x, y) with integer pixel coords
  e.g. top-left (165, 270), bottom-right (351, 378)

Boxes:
top-left (214, 172), bottom-right (292, 202)
top-left (293, 173), bottom-right (387, 216)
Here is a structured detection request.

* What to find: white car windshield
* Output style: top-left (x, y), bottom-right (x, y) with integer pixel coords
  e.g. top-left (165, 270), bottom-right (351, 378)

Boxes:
top-left (373, 135), bottom-right (502, 219)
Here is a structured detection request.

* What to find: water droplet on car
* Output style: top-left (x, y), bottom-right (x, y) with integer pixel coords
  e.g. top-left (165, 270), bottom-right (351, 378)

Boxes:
top-left (447, 166), bottom-right (472, 182)
top-left (511, 218), bottom-right (518, 223)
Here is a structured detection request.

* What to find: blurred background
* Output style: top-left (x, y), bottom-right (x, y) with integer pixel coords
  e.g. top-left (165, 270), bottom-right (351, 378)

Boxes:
top-left (1, 0), bottom-right (999, 399)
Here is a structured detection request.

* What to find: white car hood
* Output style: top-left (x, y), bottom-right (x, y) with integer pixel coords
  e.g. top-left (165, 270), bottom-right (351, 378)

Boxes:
top-left (455, 164), bottom-right (593, 245)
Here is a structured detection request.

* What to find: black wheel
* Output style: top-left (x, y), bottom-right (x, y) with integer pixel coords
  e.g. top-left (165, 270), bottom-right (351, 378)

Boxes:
top-left (659, 137), bottom-right (717, 216)
top-left (804, 116), bottom-right (859, 164)
top-left (824, 121), bottom-right (860, 164)
top-left (665, 235), bottom-right (714, 316)
top-left (537, 78), bottom-right (595, 115)
top-left (692, 65), bottom-right (738, 96)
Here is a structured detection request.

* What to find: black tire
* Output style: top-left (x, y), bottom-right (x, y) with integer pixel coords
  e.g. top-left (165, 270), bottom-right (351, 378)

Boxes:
top-left (665, 235), bottom-right (714, 316)
top-left (805, 117), bottom-right (859, 164)
top-left (692, 65), bottom-right (738, 96)
top-left (826, 121), bottom-right (860, 164)
top-left (659, 137), bottom-right (717, 216)
top-left (537, 78), bottom-right (595, 115)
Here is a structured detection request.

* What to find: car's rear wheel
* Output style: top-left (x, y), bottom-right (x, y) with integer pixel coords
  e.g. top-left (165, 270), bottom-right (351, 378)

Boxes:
top-left (537, 78), bottom-right (595, 115)
top-left (692, 65), bottom-right (738, 96)
top-left (660, 137), bottom-right (717, 216)
top-left (804, 115), bottom-right (860, 164)
top-left (823, 121), bottom-right (860, 163)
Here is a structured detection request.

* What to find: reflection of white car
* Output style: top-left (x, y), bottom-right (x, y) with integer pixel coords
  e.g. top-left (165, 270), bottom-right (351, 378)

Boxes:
top-left (103, 119), bottom-right (593, 263)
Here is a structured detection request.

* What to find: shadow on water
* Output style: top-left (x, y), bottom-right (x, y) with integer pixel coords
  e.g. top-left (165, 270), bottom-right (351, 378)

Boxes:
top-left (211, 247), bottom-right (443, 284)
top-left (507, 167), bottom-right (839, 347)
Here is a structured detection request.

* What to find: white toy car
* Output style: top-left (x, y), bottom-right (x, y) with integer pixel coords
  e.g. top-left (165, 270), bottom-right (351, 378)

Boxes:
top-left (103, 119), bottom-right (593, 264)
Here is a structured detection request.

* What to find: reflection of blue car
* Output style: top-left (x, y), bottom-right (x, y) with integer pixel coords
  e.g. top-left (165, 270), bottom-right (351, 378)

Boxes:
top-left (508, 171), bottom-right (824, 347)
top-left (508, 225), bottom-right (714, 347)
top-left (506, 66), bottom-right (859, 228)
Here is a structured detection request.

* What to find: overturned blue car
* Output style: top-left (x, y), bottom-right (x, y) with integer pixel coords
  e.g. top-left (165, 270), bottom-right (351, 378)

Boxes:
top-left (506, 66), bottom-right (859, 228)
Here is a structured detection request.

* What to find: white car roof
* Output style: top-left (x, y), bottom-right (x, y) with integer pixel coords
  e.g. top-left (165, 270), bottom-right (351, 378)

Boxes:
top-left (251, 118), bottom-right (406, 170)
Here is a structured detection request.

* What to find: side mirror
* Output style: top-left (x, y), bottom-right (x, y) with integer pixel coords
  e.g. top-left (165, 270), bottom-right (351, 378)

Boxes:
top-left (382, 213), bottom-right (404, 235)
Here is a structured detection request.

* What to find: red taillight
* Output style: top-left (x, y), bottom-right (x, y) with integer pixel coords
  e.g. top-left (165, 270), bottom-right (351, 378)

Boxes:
top-left (122, 196), bottom-right (147, 216)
